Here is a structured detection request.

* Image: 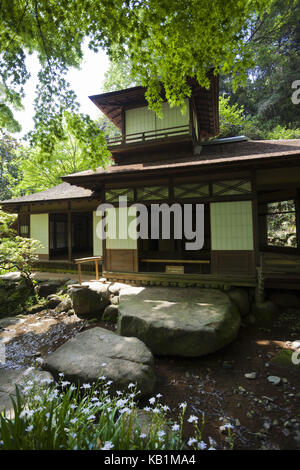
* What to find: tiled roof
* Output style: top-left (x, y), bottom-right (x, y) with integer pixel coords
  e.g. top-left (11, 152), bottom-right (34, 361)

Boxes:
top-left (63, 139), bottom-right (300, 180)
top-left (0, 182), bottom-right (92, 205)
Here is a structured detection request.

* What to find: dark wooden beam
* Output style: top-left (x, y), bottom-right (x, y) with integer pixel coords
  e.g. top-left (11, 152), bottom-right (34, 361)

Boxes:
top-left (68, 202), bottom-right (72, 262)
top-left (296, 188), bottom-right (300, 250)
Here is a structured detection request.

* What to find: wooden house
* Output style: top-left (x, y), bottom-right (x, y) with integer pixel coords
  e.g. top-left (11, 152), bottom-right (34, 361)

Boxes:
top-left (1, 76), bottom-right (300, 293)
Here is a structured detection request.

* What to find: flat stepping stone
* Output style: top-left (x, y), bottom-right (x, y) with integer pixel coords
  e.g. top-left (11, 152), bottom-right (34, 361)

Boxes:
top-left (43, 327), bottom-right (155, 397)
top-left (117, 287), bottom-right (241, 357)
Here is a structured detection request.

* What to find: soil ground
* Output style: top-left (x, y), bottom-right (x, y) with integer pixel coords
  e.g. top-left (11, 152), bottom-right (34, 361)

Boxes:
top-left (1, 303), bottom-right (300, 450)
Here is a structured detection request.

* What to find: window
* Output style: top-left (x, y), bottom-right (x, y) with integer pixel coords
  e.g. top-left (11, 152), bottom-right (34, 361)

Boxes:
top-left (174, 183), bottom-right (209, 199)
top-left (212, 179), bottom-right (252, 196)
top-left (20, 225), bottom-right (29, 235)
top-left (105, 188), bottom-right (134, 203)
top-left (265, 200), bottom-right (297, 248)
top-left (137, 186), bottom-right (169, 201)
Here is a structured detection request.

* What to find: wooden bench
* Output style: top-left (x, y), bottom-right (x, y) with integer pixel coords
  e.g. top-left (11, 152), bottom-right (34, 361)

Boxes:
top-left (140, 258), bottom-right (210, 274)
top-left (74, 256), bottom-right (102, 285)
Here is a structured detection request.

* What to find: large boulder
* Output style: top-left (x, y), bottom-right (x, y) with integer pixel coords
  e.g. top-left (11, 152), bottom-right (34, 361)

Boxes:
top-left (35, 280), bottom-right (64, 298)
top-left (43, 327), bottom-right (155, 396)
top-left (0, 277), bottom-right (33, 318)
top-left (68, 282), bottom-right (110, 319)
top-left (117, 287), bottom-right (241, 357)
top-left (227, 288), bottom-right (250, 317)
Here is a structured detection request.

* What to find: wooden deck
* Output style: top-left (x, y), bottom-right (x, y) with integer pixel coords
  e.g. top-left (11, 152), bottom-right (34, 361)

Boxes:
top-left (33, 252), bottom-right (300, 292)
top-left (103, 270), bottom-right (257, 289)
top-left (33, 258), bottom-right (100, 274)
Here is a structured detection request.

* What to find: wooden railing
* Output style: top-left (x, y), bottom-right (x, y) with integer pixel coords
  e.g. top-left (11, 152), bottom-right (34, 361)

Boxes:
top-left (107, 124), bottom-right (191, 146)
top-left (74, 256), bottom-right (102, 285)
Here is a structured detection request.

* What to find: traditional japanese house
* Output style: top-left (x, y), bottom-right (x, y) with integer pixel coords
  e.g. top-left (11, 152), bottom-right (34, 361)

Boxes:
top-left (1, 76), bottom-right (300, 293)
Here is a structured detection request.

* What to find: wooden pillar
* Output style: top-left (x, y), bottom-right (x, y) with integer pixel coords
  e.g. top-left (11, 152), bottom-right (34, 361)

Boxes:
top-left (17, 207), bottom-right (20, 236)
top-left (295, 189), bottom-right (300, 251)
top-left (251, 171), bottom-right (260, 267)
top-left (121, 108), bottom-right (126, 144)
top-left (68, 203), bottom-right (72, 262)
top-left (28, 204), bottom-right (31, 239)
top-left (77, 263), bottom-right (82, 285)
top-left (101, 188), bottom-right (106, 273)
top-left (188, 98), bottom-right (194, 141)
top-left (95, 259), bottom-right (99, 280)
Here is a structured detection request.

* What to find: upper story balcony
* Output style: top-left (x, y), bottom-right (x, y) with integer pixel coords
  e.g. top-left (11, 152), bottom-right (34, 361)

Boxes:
top-left (89, 77), bottom-right (219, 157)
top-left (106, 123), bottom-right (194, 154)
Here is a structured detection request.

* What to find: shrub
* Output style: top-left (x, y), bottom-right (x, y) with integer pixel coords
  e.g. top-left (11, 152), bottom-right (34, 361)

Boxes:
top-left (0, 236), bottom-right (41, 287)
top-left (0, 210), bottom-right (17, 239)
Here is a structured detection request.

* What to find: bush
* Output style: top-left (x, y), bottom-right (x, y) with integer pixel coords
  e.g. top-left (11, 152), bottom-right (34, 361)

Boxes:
top-left (0, 210), bottom-right (17, 239)
top-left (0, 374), bottom-right (217, 451)
top-left (0, 236), bottom-right (41, 286)
top-left (264, 124), bottom-right (300, 140)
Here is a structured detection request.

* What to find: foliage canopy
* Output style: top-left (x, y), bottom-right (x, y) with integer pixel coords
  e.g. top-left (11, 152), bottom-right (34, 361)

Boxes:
top-left (0, 0), bottom-right (272, 158)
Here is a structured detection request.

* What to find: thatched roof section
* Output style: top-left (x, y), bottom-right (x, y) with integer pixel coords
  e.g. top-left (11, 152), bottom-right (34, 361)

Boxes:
top-left (2, 139), bottom-right (300, 207)
top-left (63, 139), bottom-right (300, 182)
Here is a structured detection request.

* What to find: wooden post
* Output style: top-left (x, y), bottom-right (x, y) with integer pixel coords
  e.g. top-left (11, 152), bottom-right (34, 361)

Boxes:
top-left (95, 259), bottom-right (99, 280)
top-left (295, 189), bottom-right (300, 251)
top-left (17, 207), bottom-right (20, 235)
top-left (256, 254), bottom-right (265, 303)
top-left (189, 97), bottom-right (194, 139)
top-left (121, 108), bottom-right (126, 143)
top-left (68, 205), bottom-right (72, 262)
top-left (78, 263), bottom-right (82, 285)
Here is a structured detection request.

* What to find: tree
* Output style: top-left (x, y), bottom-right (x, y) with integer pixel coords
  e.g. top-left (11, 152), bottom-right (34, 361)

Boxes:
top-left (220, 0), bottom-right (300, 128)
top-left (0, 236), bottom-right (41, 287)
top-left (0, 0), bottom-right (272, 163)
top-left (218, 94), bottom-right (245, 138)
top-left (102, 58), bottom-right (136, 93)
top-left (0, 128), bottom-right (23, 199)
top-left (0, 209), bottom-right (17, 238)
top-left (0, 210), bottom-right (40, 289)
top-left (14, 113), bottom-right (112, 195)
top-left (95, 115), bottom-right (121, 144)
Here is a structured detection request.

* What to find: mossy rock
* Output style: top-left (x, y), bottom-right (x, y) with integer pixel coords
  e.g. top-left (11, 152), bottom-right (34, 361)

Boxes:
top-left (228, 288), bottom-right (250, 317)
top-left (0, 280), bottom-right (33, 318)
top-left (102, 304), bottom-right (119, 323)
top-left (270, 349), bottom-right (300, 370)
top-left (118, 287), bottom-right (241, 357)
